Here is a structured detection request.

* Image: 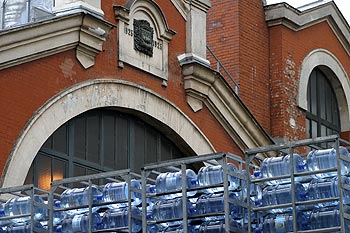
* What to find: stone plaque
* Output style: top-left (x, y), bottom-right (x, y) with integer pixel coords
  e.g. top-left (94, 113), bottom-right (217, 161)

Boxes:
top-left (133, 19), bottom-right (154, 57)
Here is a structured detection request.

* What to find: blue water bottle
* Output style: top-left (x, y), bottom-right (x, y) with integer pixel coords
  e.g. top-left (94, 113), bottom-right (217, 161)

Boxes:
top-left (155, 169), bottom-right (197, 198)
top-left (102, 206), bottom-right (141, 232)
top-left (263, 212), bottom-right (309, 232)
top-left (258, 154), bottom-right (305, 185)
top-left (152, 198), bottom-right (195, 225)
top-left (60, 186), bottom-right (102, 216)
top-left (309, 208), bottom-right (341, 230)
top-left (241, 170), bottom-right (262, 206)
top-left (195, 192), bottom-right (242, 220)
top-left (198, 221), bottom-right (226, 233)
top-left (4, 195), bottom-right (47, 224)
top-left (62, 212), bottom-right (102, 232)
top-left (308, 175), bottom-right (350, 207)
top-left (198, 220), bottom-right (253, 233)
top-left (161, 224), bottom-right (198, 232)
top-left (0, 204), bottom-right (10, 227)
top-left (102, 179), bottom-right (142, 208)
top-left (262, 182), bottom-right (307, 212)
top-left (306, 146), bottom-right (350, 178)
top-left (197, 164), bottom-right (239, 193)
top-left (44, 199), bottom-right (63, 227)
top-left (3, 221), bottom-right (44, 233)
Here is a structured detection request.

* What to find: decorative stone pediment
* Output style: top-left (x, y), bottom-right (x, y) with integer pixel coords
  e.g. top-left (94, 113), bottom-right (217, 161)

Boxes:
top-left (0, 12), bottom-right (114, 70)
top-left (114, 0), bottom-right (175, 83)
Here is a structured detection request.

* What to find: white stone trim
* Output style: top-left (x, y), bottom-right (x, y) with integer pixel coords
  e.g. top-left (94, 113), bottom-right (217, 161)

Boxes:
top-left (2, 79), bottom-right (215, 188)
top-left (170, 0), bottom-right (190, 20)
top-left (0, 13), bottom-right (113, 70)
top-left (265, 2), bottom-right (350, 55)
top-left (298, 48), bottom-right (350, 131)
top-left (179, 59), bottom-right (274, 159)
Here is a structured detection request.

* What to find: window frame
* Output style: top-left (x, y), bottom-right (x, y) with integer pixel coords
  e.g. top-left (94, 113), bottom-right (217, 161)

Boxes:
top-left (25, 109), bottom-right (185, 188)
top-left (306, 67), bottom-right (341, 138)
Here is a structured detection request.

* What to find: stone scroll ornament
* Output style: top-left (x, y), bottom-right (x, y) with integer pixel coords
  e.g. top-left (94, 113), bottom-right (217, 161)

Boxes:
top-left (133, 19), bottom-right (154, 57)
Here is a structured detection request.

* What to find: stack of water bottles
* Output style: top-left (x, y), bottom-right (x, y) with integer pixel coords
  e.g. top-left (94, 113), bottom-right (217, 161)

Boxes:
top-left (55, 179), bottom-right (145, 233)
top-left (2, 143), bottom-right (350, 232)
top-left (253, 146), bottom-right (350, 232)
top-left (144, 161), bottom-right (263, 233)
top-left (0, 193), bottom-right (49, 232)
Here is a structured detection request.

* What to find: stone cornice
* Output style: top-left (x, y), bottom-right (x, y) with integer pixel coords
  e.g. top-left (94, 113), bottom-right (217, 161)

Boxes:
top-left (0, 12), bottom-right (114, 70)
top-left (179, 57), bottom-right (275, 159)
top-left (265, 2), bottom-right (350, 55)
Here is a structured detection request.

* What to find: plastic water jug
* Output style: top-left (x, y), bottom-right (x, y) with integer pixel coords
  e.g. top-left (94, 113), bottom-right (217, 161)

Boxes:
top-left (152, 198), bottom-right (195, 224)
top-left (102, 206), bottom-right (141, 232)
top-left (241, 170), bottom-right (262, 206)
top-left (4, 195), bottom-right (47, 224)
top-left (262, 182), bottom-right (307, 212)
top-left (306, 146), bottom-right (350, 178)
top-left (60, 186), bottom-right (102, 216)
top-left (102, 179), bottom-right (142, 208)
top-left (197, 164), bottom-right (239, 193)
top-left (155, 169), bottom-right (197, 198)
top-left (308, 175), bottom-right (350, 206)
top-left (263, 212), bottom-right (309, 232)
top-left (258, 154), bottom-right (305, 185)
top-left (61, 212), bottom-right (102, 232)
top-left (195, 192), bottom-right (242, 220)
top-left (3, 221), bottom-right (44, 233)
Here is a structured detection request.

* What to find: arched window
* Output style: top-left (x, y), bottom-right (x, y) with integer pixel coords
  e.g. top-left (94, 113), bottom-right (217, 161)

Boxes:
top-left (24, 109), bottom-right (186, 190)
top-left (306, 67), bottom-right (341, 139)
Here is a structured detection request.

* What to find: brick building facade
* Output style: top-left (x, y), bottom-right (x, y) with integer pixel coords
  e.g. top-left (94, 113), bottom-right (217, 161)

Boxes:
top-left (0, 0), bottom-right (348, 189)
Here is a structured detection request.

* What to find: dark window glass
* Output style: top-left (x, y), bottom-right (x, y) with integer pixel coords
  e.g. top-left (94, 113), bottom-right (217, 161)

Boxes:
top-left (115, 115), bottom-right (128, 170)
top-left (133, 120), bottom-right (145, 172)
top-left (74, 117), bottom-right (86, 160)
top-left (53, 125), bottom-right (67, 153)
top-left (306, 68), bottom-right (340, 139)
top-left (160, 137), bottom-right (172, 161)
top-left (25, 109), bottom-right (187, 190)
top-left (145, 128), bottom-right (158, 164)
top-left (102, 115), bottom-right (115, 169)
top-left (86, 115), bottom-right (100, 164)
top-left (37, 154), bottom-right (51, 191)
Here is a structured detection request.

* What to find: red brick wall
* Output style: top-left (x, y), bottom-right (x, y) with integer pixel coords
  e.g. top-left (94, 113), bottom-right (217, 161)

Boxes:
top-left (207, 0), bottom-right (271, 133)
top-left (269, 21), bottom-right (350, 142)
top-left (0, 0), bottom-right (241, 175)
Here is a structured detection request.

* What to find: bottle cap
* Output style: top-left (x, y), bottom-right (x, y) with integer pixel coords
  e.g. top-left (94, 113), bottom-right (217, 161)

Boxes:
top-left (55, 225), bottom-right (62, 232)
top-left (190, 178), bottom-right (197, 185)
top-left (148, 185), bottom-right (155, 193)
top-left (253, 170), bottom-right (261, 178)
top-left (254, 199), bottom-right (262, 206)
top-left (53, 200), bottom-right (61, 208)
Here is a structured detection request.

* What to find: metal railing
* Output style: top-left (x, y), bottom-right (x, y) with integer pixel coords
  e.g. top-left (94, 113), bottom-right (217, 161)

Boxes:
top-left (245, 134), bottom-right (350, 233)
top-left (0, 135), bottom-right (349, 232)
top-left (207, 45), bottom-right (240, 95)
top-left (141, 152), bottom-right (252, 233)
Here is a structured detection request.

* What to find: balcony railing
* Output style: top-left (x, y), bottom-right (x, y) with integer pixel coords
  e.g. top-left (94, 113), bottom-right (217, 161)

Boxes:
top-left (0, 0), bottom-right (54, 29)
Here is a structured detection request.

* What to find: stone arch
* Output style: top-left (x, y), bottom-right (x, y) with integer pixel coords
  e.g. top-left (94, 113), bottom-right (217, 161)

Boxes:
top-left (2, 79), bottom-right (215, 188)
top-left (298, 48), bottom-right (350, 131)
